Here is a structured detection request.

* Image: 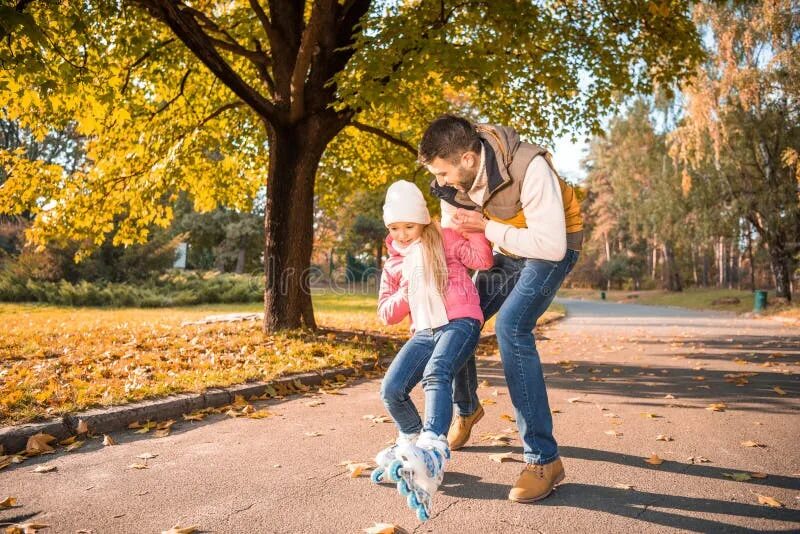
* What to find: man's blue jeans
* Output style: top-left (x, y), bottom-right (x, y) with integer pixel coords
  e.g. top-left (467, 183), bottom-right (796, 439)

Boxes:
top-left (381, 318), bottom-right (481, 437)
top-left (453, 249), bottom-right (580, 464)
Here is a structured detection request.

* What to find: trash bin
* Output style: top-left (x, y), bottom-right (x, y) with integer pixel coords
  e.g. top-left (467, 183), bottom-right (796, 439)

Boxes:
top-left (600, 291), bottom-right (606, 301)
top-left (754, 290), bottom-right (768, 312)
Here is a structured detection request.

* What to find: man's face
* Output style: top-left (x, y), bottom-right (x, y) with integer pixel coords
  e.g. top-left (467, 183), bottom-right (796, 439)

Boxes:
top-left (426, 152), bottom-right (480, 193)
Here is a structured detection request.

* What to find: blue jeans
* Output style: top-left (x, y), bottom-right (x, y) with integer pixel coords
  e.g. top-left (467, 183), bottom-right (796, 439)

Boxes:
top-left (453, 249), bottom-right (580, 464)
top-left (381, 318), bottom-right (482, 437)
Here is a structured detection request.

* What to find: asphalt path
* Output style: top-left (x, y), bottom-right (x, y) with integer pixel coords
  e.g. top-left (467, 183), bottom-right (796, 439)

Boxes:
top-left (2, 299), bottom-right (798, 533)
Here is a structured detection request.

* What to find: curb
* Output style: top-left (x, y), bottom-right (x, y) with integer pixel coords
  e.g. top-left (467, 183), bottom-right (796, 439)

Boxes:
top-left (0, 358), bottom-right (390, 455)
top-left (0, 314), bottom-right (568, 455)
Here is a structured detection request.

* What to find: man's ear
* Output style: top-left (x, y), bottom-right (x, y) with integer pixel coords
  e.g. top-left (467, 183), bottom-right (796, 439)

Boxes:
top-left (461, 151), bottom-right (478, 170)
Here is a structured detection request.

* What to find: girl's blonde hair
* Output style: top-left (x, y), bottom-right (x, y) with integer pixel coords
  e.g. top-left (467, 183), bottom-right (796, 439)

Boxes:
top-left (420, 220), bottom-right (449, 296)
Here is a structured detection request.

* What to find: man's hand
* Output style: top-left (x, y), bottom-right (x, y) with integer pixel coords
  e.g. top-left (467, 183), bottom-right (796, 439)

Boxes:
top-left (452, 208), bottom-right (487, 233)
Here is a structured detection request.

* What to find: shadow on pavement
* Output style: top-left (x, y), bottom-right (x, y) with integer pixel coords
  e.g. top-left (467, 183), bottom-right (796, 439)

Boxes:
top-left (546, 482), bottom-right (800, 533)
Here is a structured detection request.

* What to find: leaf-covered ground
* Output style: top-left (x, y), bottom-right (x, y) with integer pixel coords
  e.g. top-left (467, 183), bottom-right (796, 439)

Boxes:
top-left (0, 294), bottom-right (564, 425)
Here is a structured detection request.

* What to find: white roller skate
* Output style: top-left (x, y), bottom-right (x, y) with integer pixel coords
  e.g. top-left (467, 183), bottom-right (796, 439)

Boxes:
top-left (386, 431), bottom-right (450, 521)
top-left (371, 432), bottom-right (419, 484)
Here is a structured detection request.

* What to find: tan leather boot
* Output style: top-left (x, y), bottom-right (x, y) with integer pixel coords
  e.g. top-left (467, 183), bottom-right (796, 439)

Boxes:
top-left (508, 458), bottom-right (565, 502)
top-left (446, 404), bottom-right (484, 450)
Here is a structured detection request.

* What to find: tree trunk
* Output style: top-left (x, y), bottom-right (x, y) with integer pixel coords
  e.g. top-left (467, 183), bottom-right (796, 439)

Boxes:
top-left (768, 241), bottom-right (794, 302)
top-left (235, 248), bottom-right (246, 274)
top-left (263, 117), bottom-right (343, 332)
top-left (662, 241), bottom-right (683, 292)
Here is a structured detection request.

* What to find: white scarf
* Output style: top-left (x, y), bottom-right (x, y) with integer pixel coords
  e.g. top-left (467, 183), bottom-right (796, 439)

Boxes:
top-left (393, 238), bottom-right (449, 331)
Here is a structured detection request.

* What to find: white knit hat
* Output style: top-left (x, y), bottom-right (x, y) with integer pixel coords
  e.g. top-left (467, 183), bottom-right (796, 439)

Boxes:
top-left (382, 180), bottom-right (431, 226)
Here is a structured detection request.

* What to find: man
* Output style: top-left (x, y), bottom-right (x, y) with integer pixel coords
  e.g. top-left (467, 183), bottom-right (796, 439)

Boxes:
top-left (418, 114), bottom-right (583, 502)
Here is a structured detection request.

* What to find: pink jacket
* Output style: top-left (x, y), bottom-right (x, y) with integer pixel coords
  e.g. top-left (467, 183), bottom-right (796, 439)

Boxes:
top-left (378, 228), bottom-right (494, 330)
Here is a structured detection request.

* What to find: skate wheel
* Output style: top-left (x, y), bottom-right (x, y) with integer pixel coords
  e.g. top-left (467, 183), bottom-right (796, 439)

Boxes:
top-left (371, 468), bottom-right (384, 484)
top-left (388, 460), bottom-right (403, 482)
top-left (416, 506), bottom-right (430, 522)
top-left (407, 492), bottom-right (420, 509)
top-left (397, 478), bottom-right (410, 496)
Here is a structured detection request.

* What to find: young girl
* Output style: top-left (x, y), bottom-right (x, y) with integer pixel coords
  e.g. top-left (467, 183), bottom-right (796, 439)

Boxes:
top-left (371, 180), bottom-right (493, 521)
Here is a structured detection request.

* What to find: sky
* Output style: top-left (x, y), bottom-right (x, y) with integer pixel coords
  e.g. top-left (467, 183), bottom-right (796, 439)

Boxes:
top-left (550, 133), bottom-right (589, 184)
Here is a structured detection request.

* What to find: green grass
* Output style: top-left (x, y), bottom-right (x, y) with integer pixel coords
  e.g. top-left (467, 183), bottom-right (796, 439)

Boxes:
top-left (558, 287), bottom-right (798, 315)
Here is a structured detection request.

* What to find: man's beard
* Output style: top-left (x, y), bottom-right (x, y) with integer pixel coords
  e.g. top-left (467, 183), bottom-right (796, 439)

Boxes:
top-left (454, 164), bottom-right (477, 192)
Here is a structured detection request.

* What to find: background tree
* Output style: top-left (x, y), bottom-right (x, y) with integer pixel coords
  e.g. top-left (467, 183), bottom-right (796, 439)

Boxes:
top-left (669, 0), bottom-right (800, 301)
top-left (0, 0), bottom-right (705, 330)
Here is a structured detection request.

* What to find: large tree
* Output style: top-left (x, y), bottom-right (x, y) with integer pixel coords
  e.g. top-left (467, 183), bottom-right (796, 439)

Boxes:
top-left (670, 0), bottom-right (800, 301)
top-left (0, 0), bottom-right (705, 330)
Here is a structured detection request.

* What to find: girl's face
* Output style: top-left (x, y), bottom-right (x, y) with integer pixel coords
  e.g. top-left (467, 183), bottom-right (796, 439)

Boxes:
top-left (387, 222), bottom-right (425, 247)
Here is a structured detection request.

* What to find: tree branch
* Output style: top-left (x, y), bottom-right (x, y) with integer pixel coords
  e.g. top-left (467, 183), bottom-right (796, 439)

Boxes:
top-left (122, 37), bottom-right (177, 95)
top-left (350, 121), bottom-right (416, 156)
top-left (290, 0), bottom-right (329, 122)
top-left (132, 0), bottom-right (281, 125)
top-left (248, 0), bottom-right (278, 50)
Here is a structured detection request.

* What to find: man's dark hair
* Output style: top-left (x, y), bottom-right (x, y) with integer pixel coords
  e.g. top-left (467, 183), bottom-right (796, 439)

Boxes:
top-left (418, 114), bottom-right (482, 164)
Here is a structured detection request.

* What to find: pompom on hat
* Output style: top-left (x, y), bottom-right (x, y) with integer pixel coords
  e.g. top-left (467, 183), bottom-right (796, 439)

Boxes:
top-left (382, 180), bottom-right (431, 226)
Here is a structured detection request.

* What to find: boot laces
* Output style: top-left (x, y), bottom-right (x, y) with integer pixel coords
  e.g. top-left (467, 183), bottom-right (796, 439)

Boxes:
top-left (524, 463), bottom-right (545, 479)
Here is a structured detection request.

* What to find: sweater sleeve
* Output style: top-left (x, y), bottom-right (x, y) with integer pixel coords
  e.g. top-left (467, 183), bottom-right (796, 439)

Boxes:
top-left (377, 266), bottom-right (410, 325)
top-left (484, 156), bottom-right (568, 261)
top-left (452, 231), bottom-right (495, 271)
top-left (440, 200), bottom-right (458, 229)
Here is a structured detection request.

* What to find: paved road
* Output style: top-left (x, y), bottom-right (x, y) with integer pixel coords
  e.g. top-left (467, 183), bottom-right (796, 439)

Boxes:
top-left (2, 300), bottom-right (799, 533)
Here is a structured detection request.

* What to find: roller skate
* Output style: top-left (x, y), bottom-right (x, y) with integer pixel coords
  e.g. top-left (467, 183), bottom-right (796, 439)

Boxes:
top-left (371, 432), bottom-right (419, 484)
top-left (386, 431), bottom-right (449, 521)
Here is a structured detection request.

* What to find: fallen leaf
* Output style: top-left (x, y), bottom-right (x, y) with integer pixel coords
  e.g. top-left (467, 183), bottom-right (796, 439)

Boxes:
top-left (153, 429), bottom-right (170, 438)
top-left (723, 472), bottom-right (752, 482)
top-left (65, 441), bottom-right (85, 452)
top-left (347, 462), bottom-right (372, 477)
top-left (128, 463), bottom-right (149, 470)
top-left (604, 430), bottom-right (623, 437)
top-left (693, 376), bottom-right (706, 381)
top-left (756, 494), bottom-right (784, 507)
top-left (479, 398), bottom-right (496, 406)
top-left (137, 453), bottom-right (158, 460)
top-left (750, 472), bottom-right (768, 479)
top-left (0, 497), bottom-right (18, 510)
top-left (6, 523), bottom-right (49, 533)
top-left (25, 433), bottom-right (56, 456)
top-left (182, 412), bottom-right (206, 422)
top-left (33, 465), bottom-right (57, 473)
top-left (500, 413), bottom-right (516, 422)
top-left (76, 420), bottom-right (89, 434)
top-left (489, 452), bottom-right (516, 463)
top-left (640, 412), bottom-right (660, 419)
top-left (233, 394), bottom-right (248, 407)
top-left (247, 409), bottom-right (274, 419)
top-left (59, 436), bottom-right (77, 446)
top-left (363, 523), bottom-right (398, 534)
top-left (134, 421), bottom-right (157, 434)
top-left (687, 456), bottom-right (711, 464)
top-left (304, 431), bottom-right (323, 437)
top-left (161, 525), bottom-right (198, 534)
top-left (614, 483), bottom-right (635, 490)
top-left (567, 397), bottom-right (586, 404)
top-left (551, 409), bottom-right (562, 414)
top-left (773, 386), bottom-right (786, 396)
top-left (305, 400), bottom-right (325, 408)
top-left (706, 403), bottom-right (727, 412)
top-left (645, 454), bottom-right (664, 465)
top-left (655, 434), bottom-right (673, 442)
top-left (128, 421), bottom-right (142, 429)
top-left (741, 440), bottom-right (766, 448)
top-left (479, 380), bottom-right (490, 388)
top-left (156, 420), bottom-right (175, 431)
top-left (103, 435), bottom-right (117, 446)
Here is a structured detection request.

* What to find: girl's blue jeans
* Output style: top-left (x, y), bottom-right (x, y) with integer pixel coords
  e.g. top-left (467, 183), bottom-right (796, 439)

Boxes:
top-left (380, 317), bottom-right (481, 437)
top-left (453, 249), bottom-right (580, 464)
